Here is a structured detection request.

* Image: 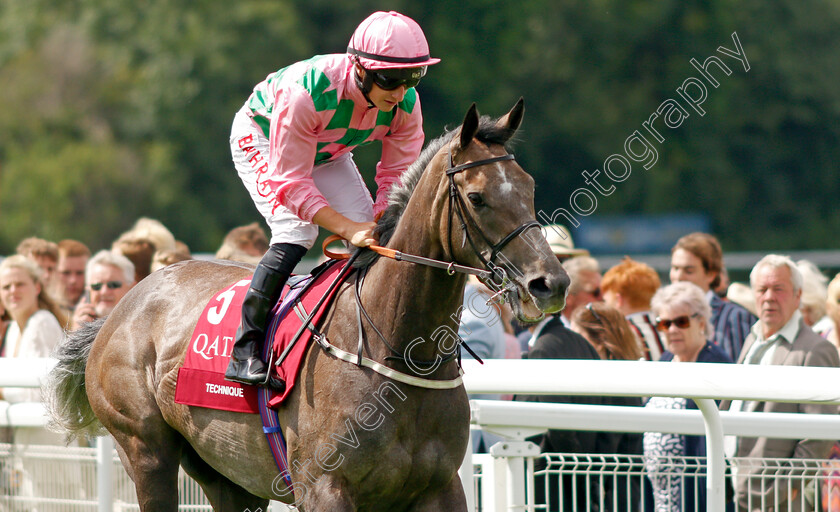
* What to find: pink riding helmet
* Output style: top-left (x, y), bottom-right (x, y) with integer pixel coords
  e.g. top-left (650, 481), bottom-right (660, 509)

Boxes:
top-left (347, 11), bottom-right (441, 70)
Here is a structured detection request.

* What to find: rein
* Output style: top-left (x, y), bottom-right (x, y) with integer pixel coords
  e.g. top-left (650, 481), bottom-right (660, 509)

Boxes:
top-left (323, 236), bottom-right (492, 281)
top-left (313, 143), bottom-right (541, 388)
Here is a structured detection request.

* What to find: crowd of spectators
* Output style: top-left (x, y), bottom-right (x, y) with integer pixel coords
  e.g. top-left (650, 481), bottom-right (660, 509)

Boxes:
top-left (3, 219), bottom-right (840, 511)
top-left (456, 223), bottom-right (840, 512)
top-left (1, 219), bottom-right (269, 338)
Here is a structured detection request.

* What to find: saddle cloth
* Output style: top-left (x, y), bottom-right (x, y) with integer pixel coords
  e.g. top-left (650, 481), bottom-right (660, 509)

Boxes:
top-left (174, 259), bottom-right (350, 413)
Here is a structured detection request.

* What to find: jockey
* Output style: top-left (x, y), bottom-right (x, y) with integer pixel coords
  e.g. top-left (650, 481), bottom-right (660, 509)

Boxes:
top-left (225, 11), bottom-right (440, 387)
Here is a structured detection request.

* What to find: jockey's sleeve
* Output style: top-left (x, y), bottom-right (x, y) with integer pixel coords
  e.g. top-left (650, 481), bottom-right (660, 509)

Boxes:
top-left (265, 84), bottom-right (330, 222)
top-left (373, 93), bottom-right (425, 218)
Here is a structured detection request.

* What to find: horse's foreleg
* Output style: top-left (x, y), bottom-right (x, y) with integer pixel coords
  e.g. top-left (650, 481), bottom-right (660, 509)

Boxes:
top-left (407, 475), bottom-right (469, 512)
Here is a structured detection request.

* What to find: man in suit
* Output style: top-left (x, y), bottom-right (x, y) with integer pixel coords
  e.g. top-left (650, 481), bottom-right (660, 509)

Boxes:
top-left (725, 254), bottom-right (840, 512)
top-left (670, 232), bottom-right (756, 361)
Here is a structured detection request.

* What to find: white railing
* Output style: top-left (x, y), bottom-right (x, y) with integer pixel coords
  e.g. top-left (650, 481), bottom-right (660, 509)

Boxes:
top-left (3, 358), bottom-right (840, 512)
top-left (0, 357), bottom-right (56, 388)
top-left (461, 359), bottom-right (840, 512)
top-left (467, 400), bottom-right (840, 512)
top-left (461, 359), bottom-right (840, 403)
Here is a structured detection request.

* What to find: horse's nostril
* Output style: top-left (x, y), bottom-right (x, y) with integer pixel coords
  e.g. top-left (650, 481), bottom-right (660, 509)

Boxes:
top-left (528, 277), bottom-right (552, 299)
top-left (528, 274), bottom-right (570, 300)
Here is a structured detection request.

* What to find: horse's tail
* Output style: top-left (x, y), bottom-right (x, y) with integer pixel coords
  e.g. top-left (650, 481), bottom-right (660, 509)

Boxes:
top-left (44, 318), bottom-right (108, 441)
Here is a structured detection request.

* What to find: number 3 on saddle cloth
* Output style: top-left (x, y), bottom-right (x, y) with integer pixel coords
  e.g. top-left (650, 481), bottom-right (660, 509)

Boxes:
top-left (174, 258), bottom-right (351, 484)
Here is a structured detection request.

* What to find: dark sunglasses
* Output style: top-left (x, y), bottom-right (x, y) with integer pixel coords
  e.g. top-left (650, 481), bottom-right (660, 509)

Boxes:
top-left (90, 281), bottom-right (123, 291)
top-left (367, 68), bottom-right (425, 91)
top-left (655, 313), bottom-right (699, 331)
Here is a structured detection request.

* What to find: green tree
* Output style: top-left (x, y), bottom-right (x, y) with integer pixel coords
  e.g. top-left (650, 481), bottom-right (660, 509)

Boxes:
top-left (3, 0), bottom-right (840, 256)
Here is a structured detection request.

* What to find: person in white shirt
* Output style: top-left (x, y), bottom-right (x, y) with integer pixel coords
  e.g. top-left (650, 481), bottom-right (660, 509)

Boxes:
top-left (0, 254), bottom-right (81, 504)
top-left (0, 255), bottom-right (66, 403)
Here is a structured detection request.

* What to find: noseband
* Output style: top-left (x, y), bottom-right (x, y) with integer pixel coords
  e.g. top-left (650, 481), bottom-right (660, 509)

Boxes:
top-left (445, 143), bottom-right (540, 292)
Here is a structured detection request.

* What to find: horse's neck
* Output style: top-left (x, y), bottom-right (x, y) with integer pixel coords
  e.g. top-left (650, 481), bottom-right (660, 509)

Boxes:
top-left (361, 230), bottom-right (467, 363)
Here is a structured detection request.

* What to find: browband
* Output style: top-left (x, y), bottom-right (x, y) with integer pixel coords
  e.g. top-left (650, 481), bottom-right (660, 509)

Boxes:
top-left (446, 154), bottom-right (515, 176)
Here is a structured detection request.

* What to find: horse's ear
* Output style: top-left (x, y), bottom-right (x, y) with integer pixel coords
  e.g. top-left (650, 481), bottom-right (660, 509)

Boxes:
top-left (496, 97), bottom-right (525, 142)
top-left (460, 103), bottom-right (479, 149)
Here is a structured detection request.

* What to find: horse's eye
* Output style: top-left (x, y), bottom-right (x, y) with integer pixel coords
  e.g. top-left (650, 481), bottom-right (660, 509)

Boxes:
top-left (467, 193), bottom-right (485, 208)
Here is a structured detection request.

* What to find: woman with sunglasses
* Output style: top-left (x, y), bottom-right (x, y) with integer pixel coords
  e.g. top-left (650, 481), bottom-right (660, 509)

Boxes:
top-left (225, 11), bottom-right (440, 386)
top-left (643, 281), bottom-right (732, 512)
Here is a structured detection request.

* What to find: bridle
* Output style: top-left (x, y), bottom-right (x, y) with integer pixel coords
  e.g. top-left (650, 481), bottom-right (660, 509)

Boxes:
top-left (324, 138), bottom-right (542, 303)
top-left (311, 137), bottom-right (544, 384)
top-left (444, 141), bottom-right (541, 297)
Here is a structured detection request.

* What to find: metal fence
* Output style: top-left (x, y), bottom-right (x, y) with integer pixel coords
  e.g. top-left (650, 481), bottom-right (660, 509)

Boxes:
top-left (0, 440), bottom-right (301, 511)
top-left (465, 399), bottom-right (840, 512)
top-left (468, 452), bottom-right (840, 512)
top-left (461, 359), bottom-right (840, 512)
top-left (0, 441), bottom-right (212, 512)
top-left (2, 442), bottom-right (838, 512)
top-left (3, 358), bottom-right (840, 511)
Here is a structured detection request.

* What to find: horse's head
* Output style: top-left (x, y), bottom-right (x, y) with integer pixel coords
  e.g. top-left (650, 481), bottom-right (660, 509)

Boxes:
top-left (436, 98), bottom-right (570, 323)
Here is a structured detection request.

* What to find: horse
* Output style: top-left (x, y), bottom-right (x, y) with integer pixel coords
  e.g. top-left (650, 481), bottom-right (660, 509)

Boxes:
top-left (46, 98), bottom-right (570, 511)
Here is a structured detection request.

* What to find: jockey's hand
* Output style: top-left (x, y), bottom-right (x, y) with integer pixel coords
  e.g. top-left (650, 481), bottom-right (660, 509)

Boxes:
top-left (312, 206), bottom-right (378, 248)
top-left (345, 221), bottom-right (378, 247)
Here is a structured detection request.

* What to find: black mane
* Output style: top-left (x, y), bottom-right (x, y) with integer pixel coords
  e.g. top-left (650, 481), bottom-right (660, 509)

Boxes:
top-left (353, 114), bottom-right (517, 268)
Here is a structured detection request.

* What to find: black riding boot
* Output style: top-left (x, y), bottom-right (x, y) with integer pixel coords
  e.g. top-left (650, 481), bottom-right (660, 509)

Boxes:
top-left (225, 243), bottom-right (307, 387)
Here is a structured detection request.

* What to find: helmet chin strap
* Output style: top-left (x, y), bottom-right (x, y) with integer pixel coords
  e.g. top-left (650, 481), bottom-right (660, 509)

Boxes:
top-left (353, 61), bottom-right (376, 109)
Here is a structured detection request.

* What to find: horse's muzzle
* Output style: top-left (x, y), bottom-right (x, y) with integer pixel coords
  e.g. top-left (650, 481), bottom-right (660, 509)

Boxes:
top-left (527, 273), bottom-right (570, 314)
